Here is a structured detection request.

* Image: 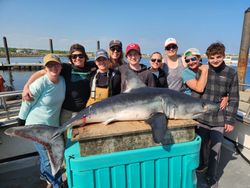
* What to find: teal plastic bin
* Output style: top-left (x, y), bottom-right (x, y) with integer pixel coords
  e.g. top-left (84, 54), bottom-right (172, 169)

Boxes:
top-left (65, 135), bottom-right (201, 188)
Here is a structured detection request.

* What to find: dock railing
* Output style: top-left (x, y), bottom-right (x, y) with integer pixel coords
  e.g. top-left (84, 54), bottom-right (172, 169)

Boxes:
top-left (0, 90), bottom-right (22, 126)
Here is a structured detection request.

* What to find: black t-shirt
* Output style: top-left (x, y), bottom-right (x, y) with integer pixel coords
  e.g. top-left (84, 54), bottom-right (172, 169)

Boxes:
top-left (61, 61), bottom-right (97, 112)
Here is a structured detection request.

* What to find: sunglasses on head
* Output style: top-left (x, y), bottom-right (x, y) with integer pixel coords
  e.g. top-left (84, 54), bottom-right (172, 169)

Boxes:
top-left (165, 44), bottom-right (178, 51)
top-left (151, 58), bottom-right (162, 63)
top-left (185, 57), bottom-right (198, 63)
top-left (71, 54), bottom-right (84, 59)
top-left (110, 47), bottom-right (122, 52)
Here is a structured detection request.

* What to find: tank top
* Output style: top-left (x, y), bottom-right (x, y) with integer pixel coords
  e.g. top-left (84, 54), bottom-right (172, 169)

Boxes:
top-left (162, 58), bottom-right (184, 91)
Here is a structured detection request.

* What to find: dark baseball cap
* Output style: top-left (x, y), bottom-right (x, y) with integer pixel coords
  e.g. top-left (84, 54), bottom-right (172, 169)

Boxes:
top-left (95, 49), bottom-right (109, 60)
top-left (109, 40), bottom-right (122, 48)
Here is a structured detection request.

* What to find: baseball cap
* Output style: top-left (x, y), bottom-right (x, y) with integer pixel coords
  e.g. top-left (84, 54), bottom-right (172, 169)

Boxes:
top-left (184, 48), bottom-right (201, 57)
top-left (95, 49), bottom-right (109, 60)
top-left (125, 43), bottom-right (141, 56)
top-left (164, 38), bottom-right (178, 47)
top-left (43, 54), bottom-right (61, 66)
top-left (109, 40), bottom-right (122, 48)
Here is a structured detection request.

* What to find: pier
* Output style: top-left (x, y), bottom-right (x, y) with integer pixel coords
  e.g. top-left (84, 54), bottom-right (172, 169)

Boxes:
top-left (0, 63), bottom-right (43, 70)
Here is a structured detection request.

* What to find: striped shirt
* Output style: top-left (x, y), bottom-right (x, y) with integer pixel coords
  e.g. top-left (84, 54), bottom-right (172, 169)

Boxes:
top-left (194, 62), bottom-right (239, 127)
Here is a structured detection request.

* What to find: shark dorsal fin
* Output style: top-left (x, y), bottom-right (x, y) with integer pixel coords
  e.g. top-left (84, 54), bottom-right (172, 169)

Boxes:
top-left (123, 67), bottom-right (146, 93)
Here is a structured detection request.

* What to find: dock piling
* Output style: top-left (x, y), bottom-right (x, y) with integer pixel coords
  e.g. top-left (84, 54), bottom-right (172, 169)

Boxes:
top-left (237, 7), bottom-right (250, 91)
top-left (49, 39), bottom-right (54, 53)
top-left (97, 40), bottom-right (100, 50)
top-left (3, 37), bottom-right (10, 65)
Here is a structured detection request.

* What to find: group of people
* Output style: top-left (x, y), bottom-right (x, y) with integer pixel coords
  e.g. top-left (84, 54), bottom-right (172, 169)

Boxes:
top-left (19, 38), bottom-right (239, 188)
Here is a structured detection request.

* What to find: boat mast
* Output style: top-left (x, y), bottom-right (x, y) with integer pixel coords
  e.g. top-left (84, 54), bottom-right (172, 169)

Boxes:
top-left (238, 7), bottom-right (250, 91)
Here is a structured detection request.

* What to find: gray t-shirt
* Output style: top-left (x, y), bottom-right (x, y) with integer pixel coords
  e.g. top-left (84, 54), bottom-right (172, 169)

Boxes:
top-left (162, 58), bottom-right (184, 91)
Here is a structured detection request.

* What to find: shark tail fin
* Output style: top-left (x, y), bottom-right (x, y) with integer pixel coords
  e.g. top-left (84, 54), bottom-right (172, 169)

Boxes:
top-left (4, 125), bottom-right (64, 176)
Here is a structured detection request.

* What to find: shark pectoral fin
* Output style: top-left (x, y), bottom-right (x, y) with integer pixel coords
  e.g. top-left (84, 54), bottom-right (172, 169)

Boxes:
top-left (145, 112), bottom-right (167, 144)
top-left (103, 118), bottom-right (116, 125)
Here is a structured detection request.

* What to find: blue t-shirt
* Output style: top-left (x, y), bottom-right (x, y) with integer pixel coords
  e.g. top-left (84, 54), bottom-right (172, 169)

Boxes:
top-left (181, 68), bottom-right (197, 95)
top-left (19, 74), bottom-right (65, 127)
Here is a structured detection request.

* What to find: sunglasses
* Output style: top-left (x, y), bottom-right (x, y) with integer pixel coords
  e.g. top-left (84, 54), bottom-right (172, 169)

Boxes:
top-left (185, 57), bottom-right (198, 63)
top-left (110, 47), bottom-right (122, 52)
top-left (151, 58), bottom-right (162, 63)
top-left (71, 54), bottom-right (84, 59)
top-left (46, 63), bottom-right (61, 68)
top-left (165, 45), bottom-right (178, 51)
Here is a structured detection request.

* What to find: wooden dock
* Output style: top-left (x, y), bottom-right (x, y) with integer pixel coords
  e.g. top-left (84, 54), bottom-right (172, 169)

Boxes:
top-left (0, 63), bottom-right (43, 70)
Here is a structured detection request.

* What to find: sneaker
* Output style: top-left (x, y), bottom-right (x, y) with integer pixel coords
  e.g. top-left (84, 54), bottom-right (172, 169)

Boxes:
top-left (206, 177), bottom-right (218, 188)
top-left (196, 165), bottom-right (208, 173)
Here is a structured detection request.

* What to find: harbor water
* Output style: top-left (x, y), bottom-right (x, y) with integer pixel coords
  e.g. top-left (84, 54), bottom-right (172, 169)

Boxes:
top-left (0, 57), bottom-right (250, 90)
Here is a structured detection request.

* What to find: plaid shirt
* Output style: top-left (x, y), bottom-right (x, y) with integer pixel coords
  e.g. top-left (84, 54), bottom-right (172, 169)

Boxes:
top-left (193, 62), bottom-right (239, 127)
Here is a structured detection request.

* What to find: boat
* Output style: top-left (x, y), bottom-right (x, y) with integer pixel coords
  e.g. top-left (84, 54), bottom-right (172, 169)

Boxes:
top-left (224, 56), bottom-right (238, 65)
top-left (0, 86), bottom-right (250, 188)
top-left (224, 88), bottom-right (250, 159)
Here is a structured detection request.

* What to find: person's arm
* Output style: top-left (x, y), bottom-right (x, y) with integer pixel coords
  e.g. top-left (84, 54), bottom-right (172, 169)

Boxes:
top-left (225, 72), bottom-right (239, 128)
top-left (185, 65), bottom-right (208, 93)
top-left (22, 69), bottom-right (46, 101)
top-left (111, 71), bottom-right (121, 96)
top-left (19, 77), bottom-right (44, 123)
top-left (147, 71), bottom-right (156, 87)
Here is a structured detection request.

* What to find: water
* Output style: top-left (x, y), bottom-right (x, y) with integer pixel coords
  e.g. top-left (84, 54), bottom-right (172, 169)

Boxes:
top-left (0, 56), bottom-right (69, 64)
top-left (0, 56), bottom-right (70, 90)
top-left (0, 57), bottom-right (249, 90)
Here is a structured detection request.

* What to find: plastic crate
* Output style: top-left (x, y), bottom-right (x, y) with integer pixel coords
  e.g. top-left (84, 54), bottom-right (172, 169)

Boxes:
top-left (65, 136), bottom-right (201, 188)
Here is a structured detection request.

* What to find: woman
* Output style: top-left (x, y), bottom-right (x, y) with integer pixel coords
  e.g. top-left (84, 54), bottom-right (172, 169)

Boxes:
top-left (18, 54), bottom-right (65, 188)
top-left (119, 43), bottom-right (155, 92)
top-left (181, 48), bottom-right (208, 95)
top-left (86, 49), bottom-right (121, 106)
top-left (162, 38), bottom-right (186, 91)
top-left (22, 44), bottom-right (97, 123)
top-left (148, 52), bottom-right (168, 88)
top-left (108, 40), bottom-right (125, 69)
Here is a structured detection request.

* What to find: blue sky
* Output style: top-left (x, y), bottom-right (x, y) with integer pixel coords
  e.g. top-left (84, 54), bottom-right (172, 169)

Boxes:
top-left (0, 0), bottom-right (249, 55)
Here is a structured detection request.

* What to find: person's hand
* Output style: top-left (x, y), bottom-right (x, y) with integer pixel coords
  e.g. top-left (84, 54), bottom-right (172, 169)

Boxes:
top-left (224, 124), bottom-right (234, 133)
top-left (22, 85), bottom-right (33, 101)
top-left (220, 96), bottom-right (228, 110)
top-left (198, 64), bottom-right (208, 72)
top-left (182, 55), bottom-right (187, 67)
top-left (17, 118), bottom-right (25, 126)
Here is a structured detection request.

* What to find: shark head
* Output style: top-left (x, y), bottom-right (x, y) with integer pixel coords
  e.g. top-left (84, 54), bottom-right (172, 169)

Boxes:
top-left (187, 99), bottom-right (219, 119)
top-left (164, 94), bottom-right (219, 119)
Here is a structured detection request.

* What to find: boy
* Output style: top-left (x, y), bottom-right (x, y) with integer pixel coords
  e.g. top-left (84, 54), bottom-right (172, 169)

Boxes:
top-left (196, 42), bottom-right (239, 187)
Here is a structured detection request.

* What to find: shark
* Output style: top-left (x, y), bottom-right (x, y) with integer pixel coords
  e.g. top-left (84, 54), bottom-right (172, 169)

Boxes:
top-left (4, 68), bottom-right (219, 176)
